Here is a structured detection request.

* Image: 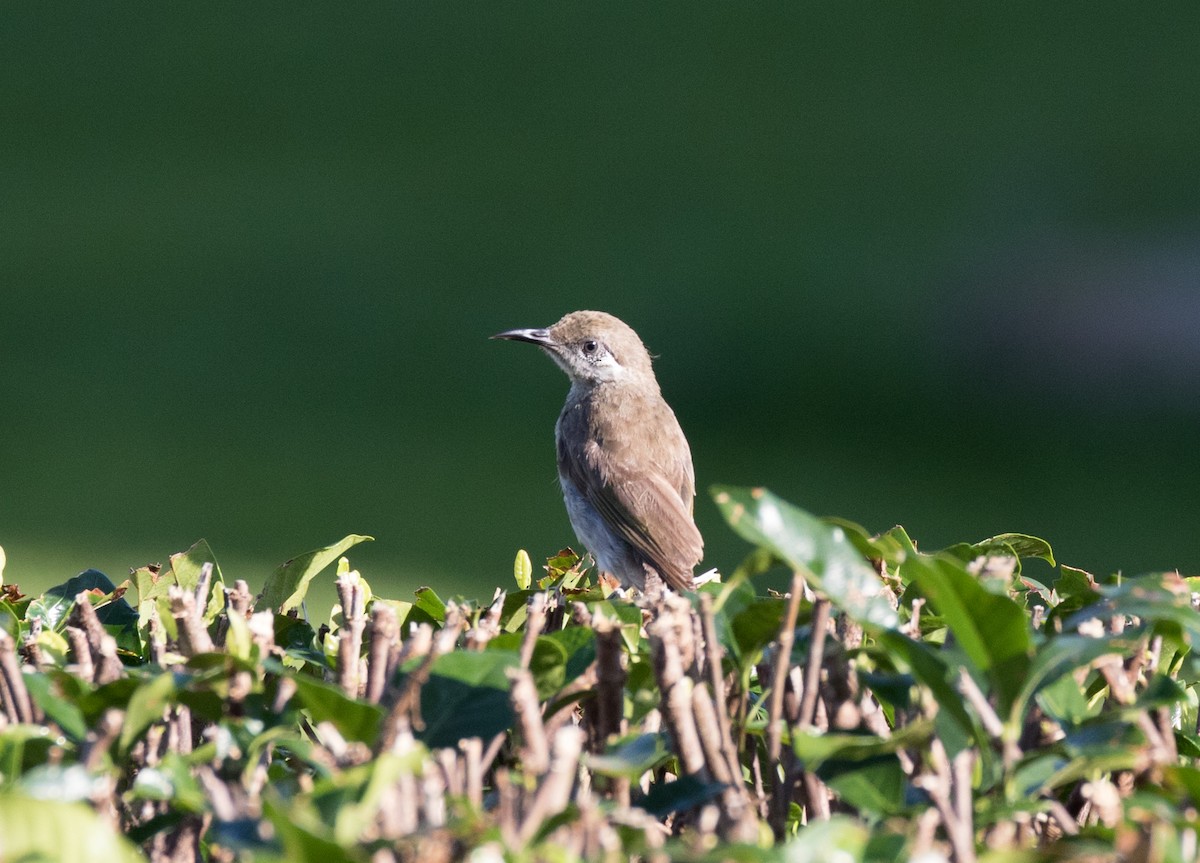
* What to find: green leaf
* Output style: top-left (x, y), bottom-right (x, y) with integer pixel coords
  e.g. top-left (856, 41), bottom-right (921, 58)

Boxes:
top-left (586, 733), bottom-right (672, 778)
top-left (1069, 572), bottom-right (1200, 642)
top-left (76, 677), bottom-right (139, 724)
top-left (1008, 634), bottom-right (1127, 730)
top-left (1035, 668), bottom-right (1099, 726)
top-left (35, 627), bottom-right (70, 665)
top-left (1163, 766), bottom-right (1200, 806)
top-left (274, 615), bottom-right (326, 669)
top-left (329, 753), bottom-right (426, 845)
top-left (792, 721), bottom-right (929, 766)
top-left (514, 549), bottom-right (533, 590)
top-left (779, 816), bottom-right (869, 862)
top-left (1054, 565), bottom-right (1102, 603)
top-left (820, 754), bottom-right (906, 818)
top-left (411, 586), bottom-right (446, 625)
top-left (711, 486), bottom-right (898, 628)
top-left (133, 563), bottom-right (176, 639)
top-left (23, 673), bottom-right (88, 741)
top-left (0, 794), bottom-right (146, 863)
top-left (824, 517), bottom-right (910, 569)
top-left (119, 672), bottom-right (184, 754)
top-left (168, 539), bottom-right (224, 623)
top-left (262, 797), bottom-right (364, 863)
top-left (704, 578), bottom-right (755, 660)
top-left (527, 636), bottom-right (568, 701)
top-left (491, 630), bottom-right (590, 703)
top-left (285, 669), bottom-right (386, 746)
top-left (30, 570), bottom-right (137, 632)
top-left (256, 535), bottom-right (373, 614)
top-left (638, 775), bottom-right (726, 817)
top-left (543, 548), bottom-right (583, 584)
top-left (546, 625), bottom-right (597, 683)
top-left (1011, 752), bottom-right (1069, 798)
top-left (731, 596), bottom-right (789, 661)
top-left (986, 533), bottom-right (1055, 566)
top-left (901, 552), bottom-right (1032, 713)
top-left (858, 670), bottom-right (913, 718)
top-left (943, 533), bottom-right (1056, 578)
top-left (792, 728), bottom-right (915, 819)
top-left (499, 589), bottom-right (534, 632)
top-left (17, 764), bottom-right (108, 802)
top-left (588, 600), bottom-right (643, 652)
top-left (417, 650), bottom-right (519, 748)
top-left (872, 631), bottom-right (977, 741)
top-left (128, 753), bottom-right (208, 813)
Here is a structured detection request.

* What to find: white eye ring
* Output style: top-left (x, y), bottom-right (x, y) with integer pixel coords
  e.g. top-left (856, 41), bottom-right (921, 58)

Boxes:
top-left (583, 340), bottom-right (599, 354)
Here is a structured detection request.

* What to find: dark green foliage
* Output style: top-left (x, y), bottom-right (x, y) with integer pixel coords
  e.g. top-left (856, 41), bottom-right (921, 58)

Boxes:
top-left (0, 491), bottom-right (1198, 862)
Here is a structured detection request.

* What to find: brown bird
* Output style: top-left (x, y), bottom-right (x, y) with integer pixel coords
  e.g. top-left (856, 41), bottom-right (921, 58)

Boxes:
top-left (493, 311), bottom-right (702, 592)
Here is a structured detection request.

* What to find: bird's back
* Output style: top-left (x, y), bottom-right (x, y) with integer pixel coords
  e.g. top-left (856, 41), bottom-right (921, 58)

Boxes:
top-left (556, 382), bottom-right (702, 591)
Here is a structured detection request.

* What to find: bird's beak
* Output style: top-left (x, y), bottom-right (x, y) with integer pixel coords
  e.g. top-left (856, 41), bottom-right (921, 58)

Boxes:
top-left (491, 327), bottom-right (555, 347)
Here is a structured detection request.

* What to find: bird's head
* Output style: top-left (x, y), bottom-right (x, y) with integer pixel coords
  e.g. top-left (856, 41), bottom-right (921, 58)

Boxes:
top-left (493, 310), bottom-right (656, 387)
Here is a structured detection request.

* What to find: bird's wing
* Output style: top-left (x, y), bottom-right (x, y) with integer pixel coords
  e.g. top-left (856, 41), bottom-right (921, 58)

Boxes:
top-left (557, 403), bottom-right (703, 592)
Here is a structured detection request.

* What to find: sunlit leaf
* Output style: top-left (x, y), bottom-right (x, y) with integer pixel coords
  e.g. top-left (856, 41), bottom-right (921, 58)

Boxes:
top-left (168, 539), bottom-right (225, 623)
top-left (514, 549), bottom-right (533, 590)
top-left (0, 794), bottom-right (145, 863)
top-left (256, 535), bottom-right (373, 615)
top-left (411, 586), bottom-right (446, 624)
top-left (825, 517), bottom-right (910, 568)
top-left (711, 486), bottom-right (898, 628)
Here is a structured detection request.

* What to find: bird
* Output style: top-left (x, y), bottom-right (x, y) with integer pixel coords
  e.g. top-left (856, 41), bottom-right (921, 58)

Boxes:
top-left (493, 310), bottom-right (703, 592)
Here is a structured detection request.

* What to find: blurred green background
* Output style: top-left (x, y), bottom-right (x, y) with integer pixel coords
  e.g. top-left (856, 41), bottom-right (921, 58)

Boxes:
top-left (3, 5), bottom-right (1198, 609)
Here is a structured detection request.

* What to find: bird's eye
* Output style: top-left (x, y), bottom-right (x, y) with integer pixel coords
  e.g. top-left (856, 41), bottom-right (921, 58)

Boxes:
top-left (583, 340), bottom-right (598, 354)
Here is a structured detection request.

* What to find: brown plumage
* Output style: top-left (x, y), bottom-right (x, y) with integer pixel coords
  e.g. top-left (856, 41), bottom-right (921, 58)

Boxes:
top-left (494, 311), bottom-right (702, 592)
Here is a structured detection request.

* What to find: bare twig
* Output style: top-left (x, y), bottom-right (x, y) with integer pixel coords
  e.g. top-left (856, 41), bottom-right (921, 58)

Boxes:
top-left (957, 668), bottom-right (1021, 768)
top-left (517, 726), bottom-right (584, 844)
top-left (68, 593), bottom-right (108, 658)
top-left (699, 593), bottom-right (746, 792)
top-left (336, 572), bottom-right (367, 697)
top-left (1044, 798), bottom-right (1080, 837)
top-left (591, 613), bottom-right (626, 750)
top-left (65, 626), bottom-right (95, 683)
top-left (376, 615), bottom-right (462, 755)
top-left (461, 737), bottom-right (484, 808)
top-left (95, 634), bottom-right (124, 685)
top-left (767, 572), bottom-right (805, 763)
top-left (917, 738), bottom-right (976, 863)
top-left (649, 609), bottom-right (708, 779)
top-left (797, 598), bottom-right (831, 729)
top-left (170, 586), bottom-right (214, 656)
top-left (0, 631), bottom-right (35, 723)
top-left (466, 588), bottom-right (505, 650)
top-left (510, 668), bottom-right (550, 774)
top-left (365, 603), bottom-right (400, 705)
top-left (521, 593), bottom-right (547, 669)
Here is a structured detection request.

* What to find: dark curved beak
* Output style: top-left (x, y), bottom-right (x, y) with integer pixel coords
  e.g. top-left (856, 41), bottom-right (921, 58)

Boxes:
top-left (491, 327), bottom-right (554, 347)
